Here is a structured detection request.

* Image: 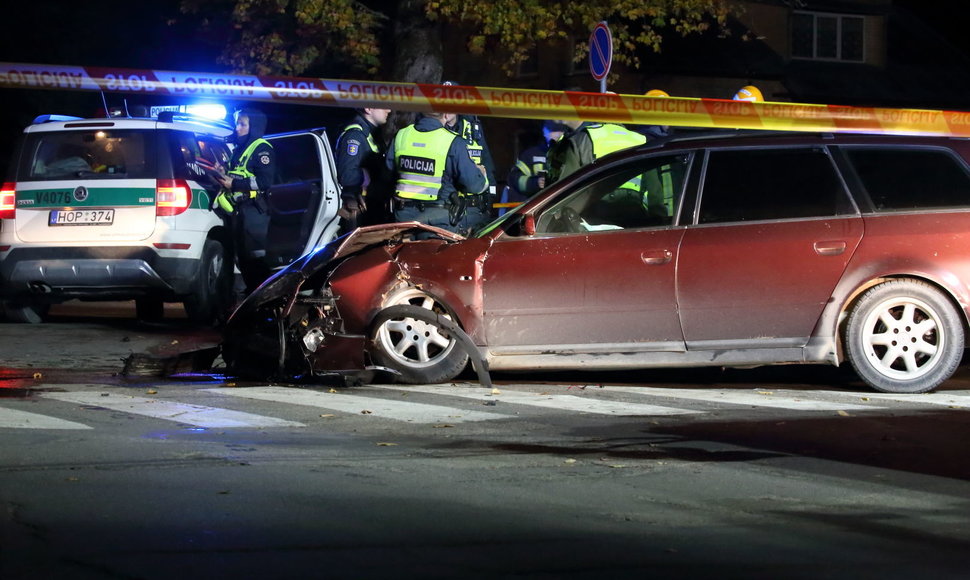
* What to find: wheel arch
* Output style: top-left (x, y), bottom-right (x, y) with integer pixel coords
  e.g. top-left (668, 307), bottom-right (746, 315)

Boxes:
top-left (832, 273), bottom-right (970, 364)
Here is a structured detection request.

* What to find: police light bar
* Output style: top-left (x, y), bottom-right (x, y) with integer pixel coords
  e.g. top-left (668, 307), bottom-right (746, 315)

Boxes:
top-left (149, 103), bottom-right (227, 121)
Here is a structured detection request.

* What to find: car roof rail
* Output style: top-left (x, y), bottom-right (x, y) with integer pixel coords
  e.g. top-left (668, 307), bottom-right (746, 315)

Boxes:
top-left (156, 111), bottom-right (233, 132)
top-left (31, 114), bottom-right (84, 124)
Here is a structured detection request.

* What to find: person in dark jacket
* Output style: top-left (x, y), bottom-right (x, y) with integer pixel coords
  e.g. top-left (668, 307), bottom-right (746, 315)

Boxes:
top-left (335, 107), bottom-right (392, 232)
top-left (215, 108), bottom-right (275, 294)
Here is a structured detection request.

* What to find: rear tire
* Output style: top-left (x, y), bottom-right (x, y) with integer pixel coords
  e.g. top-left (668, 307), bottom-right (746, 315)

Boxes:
top-left (844, 280), bottom-right (964, 393)
top-left (183, 239), bottom-right (233, 326)
top-left (2, 300), bottom-right (49, 324)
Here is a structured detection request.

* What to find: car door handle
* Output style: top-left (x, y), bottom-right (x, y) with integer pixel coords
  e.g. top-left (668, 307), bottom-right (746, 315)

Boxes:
top-left (641, 250), bottom-right (673, 265)
top-left (814, 241), bottom-right (847, 256)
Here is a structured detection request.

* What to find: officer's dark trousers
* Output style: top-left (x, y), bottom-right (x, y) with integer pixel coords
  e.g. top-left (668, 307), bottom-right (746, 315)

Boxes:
top-left (234, 201), bottom-right (271, 293)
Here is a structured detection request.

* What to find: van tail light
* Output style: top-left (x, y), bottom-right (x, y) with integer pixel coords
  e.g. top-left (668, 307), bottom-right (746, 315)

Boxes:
top-left (156, 179), bottom-right (192, 216)
top-left (0, 182), bottom-right (16, 219)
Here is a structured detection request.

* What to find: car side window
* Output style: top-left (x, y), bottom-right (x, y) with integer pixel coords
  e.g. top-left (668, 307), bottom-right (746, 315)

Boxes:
top-left (699, 148), bottom-right (853, 224)
top-left (535, 153), bottom-right (690, 234)
top-left (843, 147), bottom-right (970, 211)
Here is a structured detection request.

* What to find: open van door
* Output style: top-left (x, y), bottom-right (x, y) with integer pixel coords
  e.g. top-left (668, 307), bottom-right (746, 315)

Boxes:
top-left (264, 129), bottom-right (342, 268)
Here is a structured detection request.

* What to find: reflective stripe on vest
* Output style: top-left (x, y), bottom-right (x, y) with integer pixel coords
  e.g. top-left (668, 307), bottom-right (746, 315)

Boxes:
top-left (394, 125), bottom-right (455, 201)
top-left (226, 137), bottom-right (272, 198)
top-left (339, 123), bottom-right (378, 154)
top-left (586, 124), bottom-right (646, 160)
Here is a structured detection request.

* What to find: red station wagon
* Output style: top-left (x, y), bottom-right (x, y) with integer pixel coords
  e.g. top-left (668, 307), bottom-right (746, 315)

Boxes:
top-left (223, 131), bottom-right (970, 394)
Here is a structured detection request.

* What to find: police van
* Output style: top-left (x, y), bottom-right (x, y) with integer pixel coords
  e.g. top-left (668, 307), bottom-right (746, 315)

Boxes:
top-left (0, 111), bottom-right (342, 323)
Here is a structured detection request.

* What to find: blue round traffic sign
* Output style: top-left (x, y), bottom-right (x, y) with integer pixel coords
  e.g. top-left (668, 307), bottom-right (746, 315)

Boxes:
top-left (589, 22), bottom-right (613, 81)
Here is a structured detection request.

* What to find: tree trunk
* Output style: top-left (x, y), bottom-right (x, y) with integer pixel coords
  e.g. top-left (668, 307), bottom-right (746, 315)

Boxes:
top-left (389, 0), bottom-right (443, 133)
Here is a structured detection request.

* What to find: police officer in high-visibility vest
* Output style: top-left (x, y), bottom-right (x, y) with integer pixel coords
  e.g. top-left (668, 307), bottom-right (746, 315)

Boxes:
top-left (506, 120), bottom-right (567, 204)
top-left (214, 108), bottom-right (275, 294)
top-left (386, 111), bottom-right (487, 235)
top-left (335, 107), bottom-right (392, 232)
top-left (547, 119), bottom-right (647, 183)
top-left (441, 82), bottom-right (497, 232)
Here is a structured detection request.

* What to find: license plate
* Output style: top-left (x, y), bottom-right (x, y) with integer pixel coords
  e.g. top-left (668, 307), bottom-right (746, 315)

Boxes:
top-left (49, 209), bottom-right (115, 226)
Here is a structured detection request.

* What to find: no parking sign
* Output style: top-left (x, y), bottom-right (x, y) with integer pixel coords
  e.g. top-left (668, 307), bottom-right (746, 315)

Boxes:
top-left (588, 21), bottom-right (612, 92)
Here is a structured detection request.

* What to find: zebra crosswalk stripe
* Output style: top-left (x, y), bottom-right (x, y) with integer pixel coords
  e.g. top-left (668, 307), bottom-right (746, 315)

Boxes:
top-left (0, 406), bottom-right (92, 430)
top-left (205, 386), bottom-right (513, 423)
top-left (601, 386), bottom-right (884, 411)
top-left (40, 391), bottom-right (305, 428)
top-left (371, 385), bottom-right (699, 416)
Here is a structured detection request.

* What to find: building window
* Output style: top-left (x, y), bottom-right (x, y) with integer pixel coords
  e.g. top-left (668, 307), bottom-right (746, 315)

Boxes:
top-left (792, 11), bottom-right (865, 62)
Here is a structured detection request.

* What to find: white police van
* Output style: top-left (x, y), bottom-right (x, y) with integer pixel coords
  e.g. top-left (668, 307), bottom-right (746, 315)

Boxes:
top-left (0, 111), bottom-right (342, 323)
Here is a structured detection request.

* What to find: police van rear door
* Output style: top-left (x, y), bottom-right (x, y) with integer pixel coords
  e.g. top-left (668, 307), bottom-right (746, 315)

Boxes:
top-left (12, 121), bottom-right (159, 244)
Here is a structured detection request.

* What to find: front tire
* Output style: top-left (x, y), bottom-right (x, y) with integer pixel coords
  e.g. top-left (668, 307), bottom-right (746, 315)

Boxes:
top-left (183, 239), bottom-right (233, 325)
top-left (369, 289), bottom-right (468, 384)
top-left (844, 280), bottom-right (964, 393)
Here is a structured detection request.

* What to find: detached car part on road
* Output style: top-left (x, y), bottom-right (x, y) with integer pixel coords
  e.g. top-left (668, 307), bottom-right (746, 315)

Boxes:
top-left (0, 114), bottom-right (342, 324)
top-left (223, 131), bottom-right (970, 394)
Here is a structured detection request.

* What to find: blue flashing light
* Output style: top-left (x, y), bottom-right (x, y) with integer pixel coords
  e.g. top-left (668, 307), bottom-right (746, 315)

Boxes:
top-left (185, 103), bottom-right (228, 121)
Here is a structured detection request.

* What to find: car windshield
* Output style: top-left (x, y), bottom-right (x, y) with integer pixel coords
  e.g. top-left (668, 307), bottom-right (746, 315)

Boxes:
top-left (18, 129), bottom-right (156, 181)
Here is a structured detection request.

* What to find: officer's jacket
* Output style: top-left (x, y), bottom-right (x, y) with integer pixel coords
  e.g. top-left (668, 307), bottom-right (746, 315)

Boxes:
top-left (549, 122), bottom-right (645, 182)
top-left (386, 116), bottom-right (487, 202)
top-left (335, 114), bottom-right (388, 201)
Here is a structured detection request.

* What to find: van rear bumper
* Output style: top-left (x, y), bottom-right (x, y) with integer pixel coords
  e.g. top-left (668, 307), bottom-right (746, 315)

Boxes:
top-left (0, 247), bottom-right (199, 298)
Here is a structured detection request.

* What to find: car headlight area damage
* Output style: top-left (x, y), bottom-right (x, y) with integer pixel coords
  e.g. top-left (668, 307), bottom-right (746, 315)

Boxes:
top-left (220, 223), bottom-right (491, 386)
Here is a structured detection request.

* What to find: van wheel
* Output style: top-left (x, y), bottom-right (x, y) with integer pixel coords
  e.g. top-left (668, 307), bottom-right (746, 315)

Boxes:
top-left (3, 300), bottom-right (50, 324)
top-left (844, 280), bottom-right (964, 393)
top-left (184, 240), bottom-right (232, 325)
top-left (135, 298), bottom-right (164, 322)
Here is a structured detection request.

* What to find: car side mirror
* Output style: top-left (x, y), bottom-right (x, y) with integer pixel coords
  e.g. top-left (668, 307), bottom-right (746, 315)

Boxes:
top-left (523, 214), bottom-right (536, 236)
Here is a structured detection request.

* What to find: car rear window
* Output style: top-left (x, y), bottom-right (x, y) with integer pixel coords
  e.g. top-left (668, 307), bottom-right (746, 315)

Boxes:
top-left (699, 147), bottom-right (853, 224)
top-left (843, 147), bottom-right (970, 211)
top-left (17, 129), bottom-right (156, 181)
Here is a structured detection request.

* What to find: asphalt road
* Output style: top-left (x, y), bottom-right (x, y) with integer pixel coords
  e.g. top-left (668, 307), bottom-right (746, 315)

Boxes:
top-left (2, 303), bottom-right (970, 579)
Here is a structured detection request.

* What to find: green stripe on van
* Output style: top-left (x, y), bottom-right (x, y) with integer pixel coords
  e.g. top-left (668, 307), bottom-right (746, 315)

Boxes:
top-left (17, 187), bottom-right (157, 208)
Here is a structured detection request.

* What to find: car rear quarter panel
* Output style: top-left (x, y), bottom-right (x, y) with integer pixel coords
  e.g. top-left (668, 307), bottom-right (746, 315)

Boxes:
top-left (822, 212), bottom-right (970, 342)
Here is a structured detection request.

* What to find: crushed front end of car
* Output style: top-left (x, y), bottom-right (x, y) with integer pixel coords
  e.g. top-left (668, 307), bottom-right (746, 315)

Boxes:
top-left (220, 223), bottom-right (464, 383)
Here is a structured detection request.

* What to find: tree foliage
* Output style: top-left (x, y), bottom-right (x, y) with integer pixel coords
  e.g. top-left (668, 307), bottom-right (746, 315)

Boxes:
top-left (180, 0), bottom-right (732, 79)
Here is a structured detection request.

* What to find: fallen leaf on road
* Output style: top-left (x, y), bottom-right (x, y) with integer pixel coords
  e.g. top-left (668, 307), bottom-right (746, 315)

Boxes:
top-left (757, 391), bottom-right (774, 396)
top-left (491, 388), bottom-right (502, 395)
top-left (361, 409), bottom-right (373, 414)
top-left (32, 372), bottom-right (42, 379)
top-left (329, 388), bottom-right (338, 393)
top-left (320, 414), bottom-right (336, 418)
top-left (146, 389), bottom-right (158, 395)
top-left (377, 442), bottom-right (397, 446)
top-left (837, 410), bottom-right (851, 417)
top-left (432, 424), bottom-right (454, 429)
top-left (564, 458), bottom-right (577, 464)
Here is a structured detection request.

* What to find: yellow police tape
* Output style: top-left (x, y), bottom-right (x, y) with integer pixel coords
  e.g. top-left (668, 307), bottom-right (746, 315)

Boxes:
top-left (2, 61), bottom-right (969, 136)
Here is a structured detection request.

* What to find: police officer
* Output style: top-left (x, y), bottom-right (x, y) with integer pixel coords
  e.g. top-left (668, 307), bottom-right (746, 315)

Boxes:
top-left (506, 120), bottom-right (566, 204)
top-left (441, 82), bottom-right (497, 231)
top-left (547, 119), bottom-right (646, 183)
top-left (335, 107), bottom-right (392, 232)
top-left (386, 111), bottom-right (487, 236)
top-left (635, 89), bottom-right (674, 141)
top-left (214, 108), bottom-right (275, 294)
